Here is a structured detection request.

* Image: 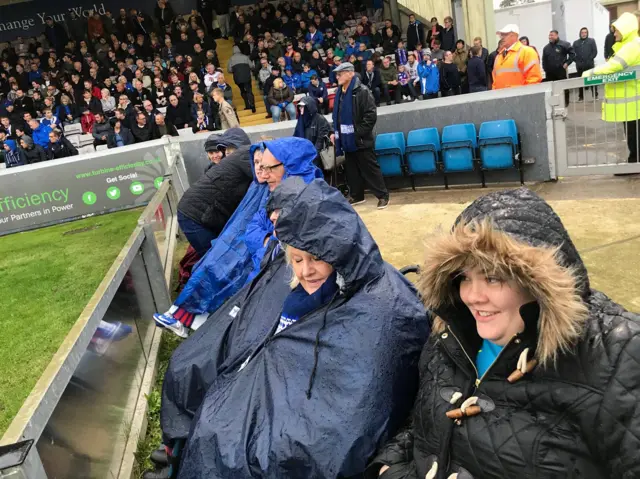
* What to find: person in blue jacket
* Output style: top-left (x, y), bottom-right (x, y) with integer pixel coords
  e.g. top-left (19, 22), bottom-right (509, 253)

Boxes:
top-left (300, 63), bottom-right (318, 92)
top-left (305, 24), bottom-right (324, 48)
top-left (153, 137), bottom-right (323, 338)
top-left (27, 119), bottom-right (52, 148)
top-left (283, 66), bottom-right (302, 92)
top-left (157, 177), bottom-right (428, 479)
top-left (307, 75), bottom-right (329, 114)
top-left (2, 139), bottom-right (26, 168)
top-left (416, 52), bottom-right (440, 99)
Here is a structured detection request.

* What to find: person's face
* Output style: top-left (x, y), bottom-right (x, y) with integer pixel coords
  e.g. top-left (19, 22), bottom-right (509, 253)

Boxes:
top-left (294, 52), bottom-right (301, 61)
top-left (45, 111), bottom-right (52, 118)
top-left (170, 96), bottom-right (178, 106)
top-left (95, 114), bottom-right (104, 123)
top-left (259, 149), bottom-right (285, 191)
top-left (174, 87), bottom-right (182, 96)
top-left (444, 18), bottom-right (452, 28)
top-left (456, 42), bottom-right (464, 50)
top-left (614, 29), bottom-right (622, 42)
top-left (336, 70), bottom-right (353, 87)
top-left (383, 58), bottom-right (390, 68)
top-left (137, 114), bottom-right (146, 125)
top-left (20, 140), bottom-right (28, 148)
top-left (144, 101), bottom-right (153, 112)
top-left (156, 114), bottom-right (165, 125)
top-left (1, 118), bottom-right (9, 127)
top-left (474, 39), bottom-right (482, 47)
top-left (549, 31), bottom-right (559, 43)
top-left (459, 266), bottom-right (533, 346)
top-left (207, 147), bottom-right (225, 163)
top-left (580, 29), bottom-right (588, 39)
top-left (287, 246), bottom-right (334, 295)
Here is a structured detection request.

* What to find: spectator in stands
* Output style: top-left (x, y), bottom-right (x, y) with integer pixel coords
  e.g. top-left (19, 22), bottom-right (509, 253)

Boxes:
top-left (384, 18), bottom-right (401, 39)
top-left (80, 89), bottom-right (103, 114)
top-left (383, 28), bottom-right (399, 55)
top-left (440, 50), bottom-right (461, 96)
top-left (441, 16), bottom-right (456, 52)
top-left (166, 94), bottom-right (191, 129)
top-left (308, 75), bottom-right (329, 114)
top-left (493, 25), bottom-right (542, 89)
top-left (604, 24), bottom-right (616, 60)
top-left (268, 77), bottom-right (297, 122)
top-left (397, 64), bottom-right (415, 102)
top-left (40, 108), bottom-right (62, 130)
top-left (293, 96), bottom-right (331, 161)
top-left (14, 90), bottom-right (35, 117)
top-left (262, 66), bottom-right (281, 119)
top-left (416, 53), bottom-right (440, 99)
top-left (192, 110), bottom-right (215, 133)
top-left (323, 28), bottom-right (340, 51)
top-left (190, 93), bottom-right (210, 122)
top-left (396, 40), bottom-right (409, 66)
top-left (406, 53), bottom-right (419, 87)
top-left (573, 27), bottom-right (598, 101)
top-left (283, 66), bottom-right (302, 92)
top-left (332, 62), bottom-right (389, 209)
top-left (47, 129), bottom-right (78, 159)
top-left (212, 73), bottom-right (234, 106)
top-left (212, 88), bottom-right (239, 130)
top-left (107, 120), bottom-right (135, 148)
top-left (92, 112), bottom-right (113, 146)
top-left (362, 59), bottom-right (382, 106)
top-left (81, 108), bottom-right (96, 134)
top-left (131, 111), bottom-right (155, 143)
top-left (453, 40), bottom-right (469, 92)
top-left (44, 16), bottom-right (69, 54)
top-left (19, 135), bottom-right (47, 164)
top-left (473, 37), bottom-right (489, 63)
top-left (407, 14), bottom-right (425, 51)
top-left (142, 100), bottom-right (160, 125)
top-left (306, 24), bottom-right (324, 48)
top-left (28, 119), bottom-right (51, 148)
top-left (468, 46), bottom-right (488, 93)
top-left (227, 45), bottom-right (256, 113)
top-left (2, 139), bottom-right (26, 168)
top-left (101, 89), bottom-right (117, 117)
top-left (153, 113), bottom-right (179, 137)
top-left (426, 17), bottom-right (443, 49)
top-left (380, 56), bottom-right (401, 105)
top-left (300, 63), bottom-right (318, 92)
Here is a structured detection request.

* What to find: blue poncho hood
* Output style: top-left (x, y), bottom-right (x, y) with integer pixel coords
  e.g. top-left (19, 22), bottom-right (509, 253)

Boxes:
top-left (264, 136), bottom-right (323, 182)
top-left (4, 139), bottom-right (17, 152)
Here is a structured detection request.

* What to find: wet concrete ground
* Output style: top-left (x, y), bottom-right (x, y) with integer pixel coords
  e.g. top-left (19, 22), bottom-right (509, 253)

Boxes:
top-left (357, 176), bottom-right (640, 312)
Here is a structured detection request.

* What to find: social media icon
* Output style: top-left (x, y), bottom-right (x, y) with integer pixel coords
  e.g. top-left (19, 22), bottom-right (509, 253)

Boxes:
top-left (154, 177), bottom-right (164, 189)
top-left (106, 186), bottom-right (121, 200)
top-left (82, 191), bottom-right (97, 205)
top-left (130, 181), bottom-right (145, 195)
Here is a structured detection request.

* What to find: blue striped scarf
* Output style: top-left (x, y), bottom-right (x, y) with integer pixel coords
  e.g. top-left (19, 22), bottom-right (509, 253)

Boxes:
top-left (332, 77), bottom-right (357, 156)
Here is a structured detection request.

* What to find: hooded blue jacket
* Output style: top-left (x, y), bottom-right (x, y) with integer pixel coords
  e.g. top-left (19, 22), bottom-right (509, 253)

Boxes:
top-left (3, 139), bottom-right (25, 168)
top-left (31, 123), bottom-right (52, 148)
top-left (283, 70), bottom-right (302, 91)
top-left (417, 61), bottom-right (440, 95)
top-left (175, 137), bottom-right (323, 316)
top-left (166, 178), bottom-right (429, 478)
top-left (300, 68), bottom-right (318, 89)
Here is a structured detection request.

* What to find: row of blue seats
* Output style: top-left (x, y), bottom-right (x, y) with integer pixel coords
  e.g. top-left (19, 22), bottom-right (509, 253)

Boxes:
top-left (374, 120), bottom-right (523, 189)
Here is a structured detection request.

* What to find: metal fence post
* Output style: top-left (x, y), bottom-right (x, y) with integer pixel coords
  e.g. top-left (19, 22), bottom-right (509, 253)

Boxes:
top-left (140, 223), bottom-right (172, 314)
top-left (549, 86), bottom-right (569, 177)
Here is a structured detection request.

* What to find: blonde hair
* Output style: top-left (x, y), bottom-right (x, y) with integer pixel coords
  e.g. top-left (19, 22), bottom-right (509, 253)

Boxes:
top-left (283, 244), bottom-right (301, 289)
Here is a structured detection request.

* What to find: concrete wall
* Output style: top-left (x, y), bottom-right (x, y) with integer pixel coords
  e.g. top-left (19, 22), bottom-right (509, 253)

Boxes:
top-left (398, 0), bottom-right (451, 25)
top-left (180, 83), bottom-right (553, 190)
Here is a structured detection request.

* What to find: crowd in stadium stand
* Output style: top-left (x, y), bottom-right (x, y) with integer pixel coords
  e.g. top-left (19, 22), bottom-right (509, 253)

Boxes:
top-left (0, 0), bottom-right (526, 167)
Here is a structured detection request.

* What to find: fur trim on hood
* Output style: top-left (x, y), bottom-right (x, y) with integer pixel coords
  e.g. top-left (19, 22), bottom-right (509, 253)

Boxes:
top-left (419, 189), bottom-right (589, 366)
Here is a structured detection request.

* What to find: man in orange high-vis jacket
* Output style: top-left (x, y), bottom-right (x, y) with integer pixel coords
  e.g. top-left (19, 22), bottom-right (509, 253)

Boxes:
top-left (493, 23), bottom-right (542, 89)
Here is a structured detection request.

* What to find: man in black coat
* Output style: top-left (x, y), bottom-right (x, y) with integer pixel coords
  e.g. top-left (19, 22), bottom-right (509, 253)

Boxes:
top-left (572, 27), bottom-right (599, 101)
top-left (43, 17), bottom-right (68, 55)
top-left (406, 14), bottom-right (425, 52)
top-left (131, 112), bottom-right (157, 143)
top-left (176, 128), bottom-right (253, 255)
top-left (361, 59), bottom-right (382, 106)
top-left (543, 30), bottom-right (575, 106)
top-left (332, 62), bottom-right (389, 209)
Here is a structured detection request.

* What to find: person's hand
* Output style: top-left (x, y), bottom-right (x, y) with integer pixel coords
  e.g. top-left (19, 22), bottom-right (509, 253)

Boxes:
top-left (184, 123), bottom-right (188, 128)
top-left (379, 465), bottom-right (390, 476)
top-left (563, 63), bottom-right (568, 70)
top-left (330, 133), bottom-right (335, 144)
top-left (318, 97), bottom-right (323, 103)
top-left (101, 136), bottom-right (106, 140)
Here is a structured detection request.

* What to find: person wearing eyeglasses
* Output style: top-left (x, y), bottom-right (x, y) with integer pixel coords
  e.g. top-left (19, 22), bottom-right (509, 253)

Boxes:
top-left (153, 137), bottom-right (323, 340)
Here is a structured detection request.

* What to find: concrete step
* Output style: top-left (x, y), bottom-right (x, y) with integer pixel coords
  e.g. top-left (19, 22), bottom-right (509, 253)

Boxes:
top-left (237, 106), bottom-right (267, 117)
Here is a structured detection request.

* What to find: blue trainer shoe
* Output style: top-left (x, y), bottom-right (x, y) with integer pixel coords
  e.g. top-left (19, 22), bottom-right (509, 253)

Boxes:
top-left (153, 313), bottom-right (188, 338)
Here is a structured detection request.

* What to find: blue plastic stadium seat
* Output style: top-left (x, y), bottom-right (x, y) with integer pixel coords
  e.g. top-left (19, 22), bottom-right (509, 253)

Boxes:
top-left (441, 124), bottom-right (477, 172)
top-left (374, 132), bottom-right (405, 177)
top-left (406, 128), bottom-right (440, 175)
top-left (478, 120), bottom-right (519, 170)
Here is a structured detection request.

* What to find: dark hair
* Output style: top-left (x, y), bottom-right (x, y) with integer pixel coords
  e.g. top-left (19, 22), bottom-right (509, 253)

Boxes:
top-left (431, 17), bottom-right (438, 22)
top-left (470, 45), bottom-right (482, 56)
top-left (550, 30), bottom-right (559, 34)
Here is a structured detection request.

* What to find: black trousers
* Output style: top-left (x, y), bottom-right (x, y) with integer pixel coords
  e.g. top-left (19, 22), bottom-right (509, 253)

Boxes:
top-left (382, 84), bottom-right (401, 104)
top-left (626, 120), bottom-right (639, 162)
top-left (370, 86), bottom-right (381, 105)
top-left (570, 69), bottom-right (598, 100)
top-left (344, 147), bottom-right (389, 201)
top-left (237, 81), bottom-right (255, 109)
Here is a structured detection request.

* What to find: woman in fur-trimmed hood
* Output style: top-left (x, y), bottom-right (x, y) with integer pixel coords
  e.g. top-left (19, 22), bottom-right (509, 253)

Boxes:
top-left (368, 187), bottom-right (640, 479)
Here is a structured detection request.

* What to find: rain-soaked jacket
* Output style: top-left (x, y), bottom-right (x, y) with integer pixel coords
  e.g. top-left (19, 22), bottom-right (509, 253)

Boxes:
top-left (586, 13), bottom-right (640, 122)
top-left (164, 178), bottom-right (429, 478)
top-left (175, 137), bottom-right (323, 315)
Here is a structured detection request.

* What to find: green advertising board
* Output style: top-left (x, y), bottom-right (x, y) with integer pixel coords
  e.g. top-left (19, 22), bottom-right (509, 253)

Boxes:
top-left (0, 140), bottom-right (168, 236)
top-left (584, 70), bottom-right (637, 86)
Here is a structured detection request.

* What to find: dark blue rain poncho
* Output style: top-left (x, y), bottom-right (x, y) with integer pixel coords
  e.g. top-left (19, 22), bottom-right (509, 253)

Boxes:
top-left (175, 137), bottom-right (323, 316)
top-left (174, 179), bottom-right (429, 478)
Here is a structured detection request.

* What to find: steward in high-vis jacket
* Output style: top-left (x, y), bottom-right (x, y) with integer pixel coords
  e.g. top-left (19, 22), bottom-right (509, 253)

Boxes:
top-left (583, 12), bottom-right (640, 163)
top-left (492, 23), bottom-right (542, 90)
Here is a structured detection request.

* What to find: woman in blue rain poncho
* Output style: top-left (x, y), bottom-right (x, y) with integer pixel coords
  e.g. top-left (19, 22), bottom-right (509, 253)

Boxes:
top-left (158, 178), bottom-right (428, 479)
top-left (153, 137), bottom-right (324, 338)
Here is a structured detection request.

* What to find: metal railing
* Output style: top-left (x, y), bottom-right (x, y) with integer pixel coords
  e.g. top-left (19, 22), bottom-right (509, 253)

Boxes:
top-left (551, 65), bottom-right (640, 176)
top-left (0, 175), bottom-right (182, 479)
